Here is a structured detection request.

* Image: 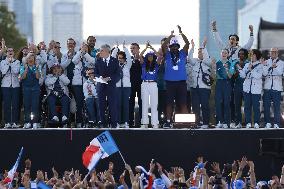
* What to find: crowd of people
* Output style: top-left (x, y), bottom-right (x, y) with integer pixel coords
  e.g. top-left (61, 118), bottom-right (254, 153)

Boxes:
top-left (0, 157), bottom-right (283, 189)
top-left (0, 22), bottom-right (283, 129)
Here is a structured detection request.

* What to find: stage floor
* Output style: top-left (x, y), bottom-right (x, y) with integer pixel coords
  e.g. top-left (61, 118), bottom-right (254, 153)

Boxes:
top-left (1, 128), bottom-right (284, 180)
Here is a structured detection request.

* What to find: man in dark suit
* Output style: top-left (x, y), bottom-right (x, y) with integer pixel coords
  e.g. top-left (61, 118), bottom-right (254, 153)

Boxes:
top-left (95, 44), bottom-right (120, 128)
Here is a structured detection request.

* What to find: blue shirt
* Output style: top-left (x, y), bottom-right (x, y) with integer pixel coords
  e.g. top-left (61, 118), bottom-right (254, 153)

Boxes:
top-left (141, 62), bottom-right (159, 81)
top-left (164, 49), bottom-right (187, 81)
top-left (216, 60), bottom-right (235, 80)
top-left (90, 48), bottom-right (99, 58)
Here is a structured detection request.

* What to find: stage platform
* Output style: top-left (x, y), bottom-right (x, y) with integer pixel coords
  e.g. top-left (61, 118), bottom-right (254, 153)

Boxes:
top-left (1, 128), bottom-right (284, 180)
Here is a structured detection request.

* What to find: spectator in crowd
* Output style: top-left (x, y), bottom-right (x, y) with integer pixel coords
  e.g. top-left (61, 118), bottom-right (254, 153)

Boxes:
top-left (239, 49), bottom-right (263, 129)
top-left (129, 42), bottom-right (142, 127)
top-left (72, 42), bottom-right (95, 128)
top-left (20, 52), bottom-right (41, 129)
top-left (95, 44), bottom-right (120, 128)
top-left (161, 25), bottom-right (190, 128)
top-left (139, 42), bottom-right (159, 129)
top-left (214, 49), bottom-right (235, 128)
top-left (212, 21), bottom-right (254, 126)
top-left (0, 47), bottom-right (20, 128)
top-left (45, 64), bottom-right (70, 126)
top-left (157, 38), bottom-right (167, 124)
top-left (188, 38), bottom-right (212, 129)
top-left (111, 41), bottom-right (132, 128)
top-left (231, 48), bottom-right (249, 129)
top-left (263, 47), bottom-right (284, 129)
top-left (83, 68), bottom-right (99, 128)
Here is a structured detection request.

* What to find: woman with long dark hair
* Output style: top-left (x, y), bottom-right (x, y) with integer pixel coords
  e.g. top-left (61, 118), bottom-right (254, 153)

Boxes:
top-left (139, 42), bottom-right (159, 128)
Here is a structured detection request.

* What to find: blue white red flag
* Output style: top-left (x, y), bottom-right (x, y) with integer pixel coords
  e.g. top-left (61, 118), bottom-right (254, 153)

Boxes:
top-left (82, 131), bottom-right (119, 171)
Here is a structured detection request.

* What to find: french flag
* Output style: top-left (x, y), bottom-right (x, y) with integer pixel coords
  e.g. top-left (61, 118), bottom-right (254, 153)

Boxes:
top-left (82, 131), bottom-right (119, 171)
top-left (3, 147), bottom-right (24, 184)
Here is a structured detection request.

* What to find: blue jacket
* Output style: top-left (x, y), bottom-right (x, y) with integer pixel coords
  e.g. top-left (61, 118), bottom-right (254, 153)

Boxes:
top-left (94, 56), bottom-right (120, 86)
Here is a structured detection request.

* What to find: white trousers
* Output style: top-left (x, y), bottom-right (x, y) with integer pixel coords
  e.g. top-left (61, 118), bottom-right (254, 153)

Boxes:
top-left (141, 82), bottom-right (159, 126)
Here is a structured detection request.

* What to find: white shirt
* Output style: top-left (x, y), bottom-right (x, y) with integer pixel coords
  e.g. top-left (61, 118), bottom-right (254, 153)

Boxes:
top-left (111, 47), bottom-right (132, 88)
top-left (263, 58), bottom-right (284, 91)
top-left (0, 58), bottom-right (20, 88)
top-left (187, 47), bottom-right (212, 89)
top-left (239, 60), bottom-right (263, 94)
top-left (71, 51), bottom-right (96, 86)
top-left (45, 74), bottom-right (70, 96)
top-left (83, 79), bottom-right (97, 99)
top-left (212, 31), bottom-right (254, 60)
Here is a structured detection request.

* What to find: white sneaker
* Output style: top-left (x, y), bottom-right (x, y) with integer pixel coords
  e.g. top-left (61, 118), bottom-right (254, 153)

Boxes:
top-left (33, 123), bottom-right (40, 129)
top-left (11, 123), bottom-right (19, 128)
top-left (235, 123), bottom-right (242, 129)
top-left (274, 124), bottom-right (280, 129)
top-left (4, 123), bottom-right (11, 129)
top-left (62, 115), bottom-right (68, 122)
top-left (246, 123), bottom-right (251, 128)
top-left (76, 123), bottom-right (82, 128)
top-left (124, 122), bottom-right (129, 128)
top-left (254, 123), bottom-right (260, 129)
top-left (230, 122), bottom-right (236, 129)
top-left (265, 123), bottom-right (272, 129)
top-left (152, 124), bottom-right (159, 129)
top-left (222, 124), bottom-right (228, 129)
top-left (52, 116), bottom-right (59, 122)
top-left (200, 125), bottom-right (209, 129)
top-left (216, 122), bottom-right (223, 128)
top-left (141, 124), bottom-right (148, 129)
top-left (23, 123), bottom-right (31, 129)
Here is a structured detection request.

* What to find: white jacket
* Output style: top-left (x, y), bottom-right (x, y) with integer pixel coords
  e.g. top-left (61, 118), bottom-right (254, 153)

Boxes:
top-left (37, 50), bottom-right (48, 86)
top-left (187, 47), bottom-right (211, 89)
top-left (47, 53), bottom-right (60, 69)
top-left (239, 61), bottom-right (263, 94)
top-left (0, 58), bottom-right (20, 88)
top-left (111, 47), bottom-right (132, 88)
top-left (212, 31), bottom-right (254, 60)
top-left (72, 51), bottom-right (96, 86)
top-left (263, 58), bottom-right (284, 91)
top-left (45, 74), bottom-right (70, 96)
top-left (83, 79), bottom-right (97, 99)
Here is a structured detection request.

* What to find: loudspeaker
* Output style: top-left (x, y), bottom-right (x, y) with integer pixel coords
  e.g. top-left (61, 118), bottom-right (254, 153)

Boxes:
top-left (259, 138), bottom-right (284, 157)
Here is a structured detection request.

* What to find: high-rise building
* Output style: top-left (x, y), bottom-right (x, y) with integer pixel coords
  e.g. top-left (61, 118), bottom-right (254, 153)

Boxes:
top-left (199, 0), bottom-right (246, 58)
top-left (12, 0), bottom-right (33, 41)
top-left (238, 0), bottom-right (283, 48)
top-left (33, 0), bottom-right (82, 51)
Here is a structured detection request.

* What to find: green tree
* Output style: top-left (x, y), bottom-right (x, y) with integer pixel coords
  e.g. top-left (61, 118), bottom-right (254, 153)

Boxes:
top-left (0, 5), bottom-right (26, 52)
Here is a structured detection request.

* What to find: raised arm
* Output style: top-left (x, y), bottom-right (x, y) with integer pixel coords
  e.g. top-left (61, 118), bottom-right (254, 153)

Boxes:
top-left (162, 31), bottom-right (174, 56)
top-left (242, 25), bottom-right (254, 50)
top-left (212, 21), bottom-right (226, 50)
top-left (177, 25), bottom-right (190, 54)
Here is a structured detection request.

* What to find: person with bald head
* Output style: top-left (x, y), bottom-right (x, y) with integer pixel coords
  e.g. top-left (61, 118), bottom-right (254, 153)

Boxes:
top-left (262, 48), bottom-right (284, 129)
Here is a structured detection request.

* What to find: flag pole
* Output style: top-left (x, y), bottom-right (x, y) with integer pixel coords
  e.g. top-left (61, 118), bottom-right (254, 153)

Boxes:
top-left (118, 150), bottom-right (126, 165)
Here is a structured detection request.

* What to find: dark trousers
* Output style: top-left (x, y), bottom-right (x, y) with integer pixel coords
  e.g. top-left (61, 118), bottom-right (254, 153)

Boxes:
top-left (129, 83), bottom-right (142, 126)
top-left (117, 87), bottom-right (131, 124)
top-left (234, 82), bottom-right (244, 125)
top-left (23, 87), bottom-right (40, 123)
top-left (191, 88), bottom-right (211, 125)
top-left (97, 84), bottom-right (118, 127)
top-left (187, 91), bottom-right (192, 113)
top-left (263, 89), bottom-right (281, 125)
top-left (230, 79), bottom-right (235, 122)
top-left (48, 94), bottom-right (70, 119)
top-left (2, 87), bottom-right (20, 124)
top-left (243, 92), bottom-right (261, 124)
top-left (215, 80), bottom-right (231, 125)
top-left (86, 97), bottom-right (99, 122)
top-left (72, 85), bottom-right (84, 123)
